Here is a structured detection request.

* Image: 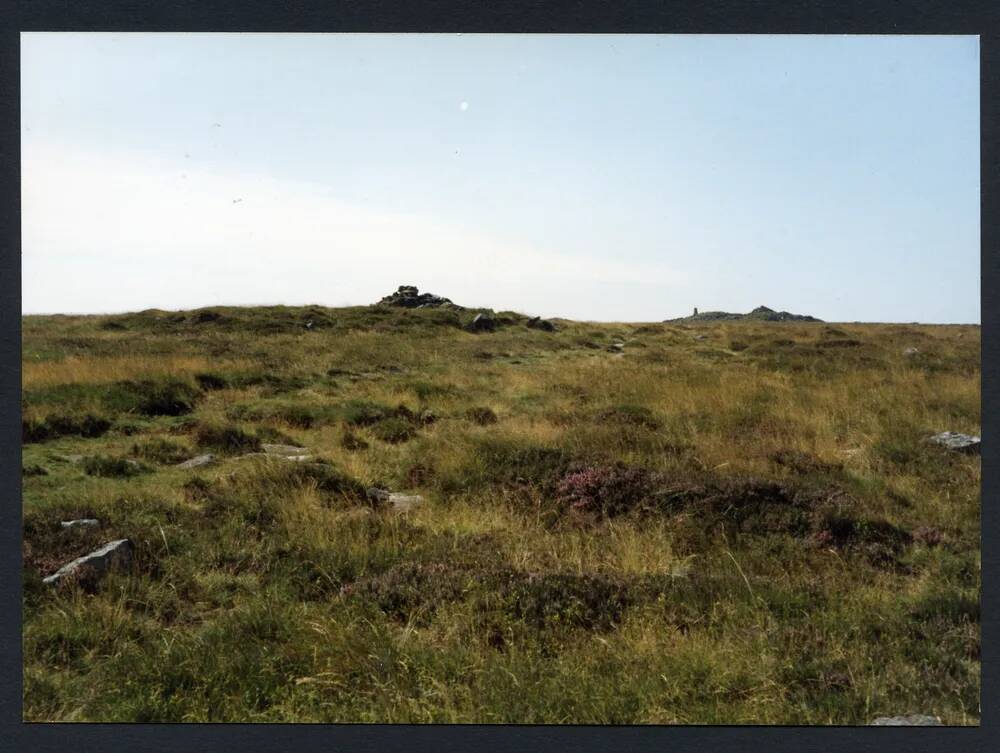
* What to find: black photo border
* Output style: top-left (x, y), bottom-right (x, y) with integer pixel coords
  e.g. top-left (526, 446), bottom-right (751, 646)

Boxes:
top-left (1, 2), bottom-right (996, 751)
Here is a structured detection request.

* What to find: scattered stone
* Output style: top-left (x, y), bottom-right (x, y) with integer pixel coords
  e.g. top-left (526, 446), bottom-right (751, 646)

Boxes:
top-left (366, 487), bottom-right (392, 504)
top-left (61, 519), bottom-right (100, 529)
top-left (390, 494), bottom-right (424, 513)
top-left (56, 454), bottom-right (84, 464)
top-left (466, 313), bottom-right (496, 333)
top-left (378, 285), bottom-right (457, 309)
top-left (43, 539), bottom-right (133, 586)
top-left (607, 342), bottom-right (624, 353)
top-left (693, 334), bottom-right (707, 341)
top-left (238, 452), bottom-right (314, 462)
top-left (527, 316), bottom-right (556, 332)
top-left (305, 320), bottom-right (314, 330)
top-left (177, 454), bottom-right (216, 469)
top-left (928, 432), bottom-right (981, 454)
top-left (903, 347), bottom-right (920, 356)
top-left (870, 714), bottom-right (942, 726)
top-left (261, 443), bottom-right (311, 457)
top-left (366, 487), bottom-right (425, 513)
top-left (418, 409), bottom-right (437, 425)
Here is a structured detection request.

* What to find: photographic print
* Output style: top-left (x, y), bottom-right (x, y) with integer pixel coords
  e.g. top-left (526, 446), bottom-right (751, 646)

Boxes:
top-left (20, 33), bottom-right (980, 724)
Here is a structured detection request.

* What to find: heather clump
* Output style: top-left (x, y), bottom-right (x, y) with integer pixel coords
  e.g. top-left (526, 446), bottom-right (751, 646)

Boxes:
top-left (555, 464), bottom-right (657, 519)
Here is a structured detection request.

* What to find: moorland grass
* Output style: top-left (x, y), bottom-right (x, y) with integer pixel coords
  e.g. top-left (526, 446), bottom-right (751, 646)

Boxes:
top-left (21, 305), bottom-right (980, 723)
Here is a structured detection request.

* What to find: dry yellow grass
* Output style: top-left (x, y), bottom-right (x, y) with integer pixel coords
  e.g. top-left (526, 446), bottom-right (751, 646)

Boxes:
top-left (21, 307), bottom-right (980, 723)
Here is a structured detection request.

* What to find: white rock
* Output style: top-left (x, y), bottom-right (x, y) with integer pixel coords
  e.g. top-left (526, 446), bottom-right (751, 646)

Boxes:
top-left (238, 452), bottom-right (314, 462)
top-left (389, 494), bottom-right (424, 513)
top-left (903, 347), bottom-right (920, 356)
top-left (870, 714), bottom-right (942, 726)
top-left (366, 487), bottom-right (424, 512)
top-left (928, 432), bottom-right (981, 454)
top-left (43, 539), bottom-right (133, 586)
top-left (261, 444), bottom-right (311, 457)
top-left (61, 519), bottom-right (99, 529)
top-left (177, 454), bottom-right (216, 469)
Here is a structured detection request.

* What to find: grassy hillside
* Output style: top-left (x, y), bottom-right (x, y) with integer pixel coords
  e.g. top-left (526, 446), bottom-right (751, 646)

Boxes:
top-left (21, 304), bottom-right (981, 723)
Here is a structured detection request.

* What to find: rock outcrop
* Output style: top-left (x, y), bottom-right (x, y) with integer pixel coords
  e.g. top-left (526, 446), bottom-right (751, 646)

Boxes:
top-left (43, 539), bottom-right (133, 586)
top-left (177, 454), bottom-right (216, 469)
top-left (466, 313), bottom-right (496, 333)
top-left (928, 432), bottom-right (980, 454)
top-left (668, 305), bottom-right (822, 323)
top-left (378, 285), bottom-right (457, 309)
top-left (527, 316), bottom-right (557, 332)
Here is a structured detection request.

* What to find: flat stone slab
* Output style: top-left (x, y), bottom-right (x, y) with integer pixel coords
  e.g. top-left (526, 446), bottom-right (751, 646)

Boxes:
top-left (261, 444), bottom-right (311, 457)
top-left (238, 452), bottom-right (314, 462)
top-left (177, 454), bottom-right (216, 469)
top-left (43, 539), bottom-right (133, 586)
top-left (870, 714), bottom-right (942, 726)
top-left (366, 487), bottom-right (424, 512)
top-left (389, 494), bottom-right (424, 513)
top-left (61, 519), bottom-right (100, 529)
top-left (928, 432), bottom-right (981, 454)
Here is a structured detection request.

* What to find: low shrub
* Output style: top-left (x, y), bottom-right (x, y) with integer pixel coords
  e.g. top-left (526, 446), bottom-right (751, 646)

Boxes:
top-left (502, 572), bottom-right (632, 631)
top-left (104, 379), bottom-right (201, 416)
top-left (466, 406), bottom-right (498, 425)
top-left (815, 339), bottom-right (863, 349)
top-left (411, 381), bottom-right (457, 400)
top-left (595, 404), bottom-right (661, 429)
top-left (812, 514), bottom-right (912, 566)
top-left (243, 460), bottom-right (366, 501)
top-left (131, 437), bottom-right (192, 465)
top-left (450, 438), bottom-right (574, 494)
top-left (340, 430), bottom-right (369, 451)
top-left (346, 562), bottom-right (471, 624)
top-left (341, 400), bottom-right (391, 427)
top-left (371, 417), bottom-right (417, 444)
top-left (194, 424), bottom-right (262, 455)
top-left (194, 373), bottom-right (229, 391)
top-left (83, 455), bottom-right (151, 478)
top-left (226, 371), bottom-right (309, 394)
top-left (913, 525), bottom-right (945, 547)
top-left (770, 449), bottom-right (843, 475)
top-left (555, 464), bottom-right (657, 518)
top-left (253, 426), bottom-right (302, 446)
top-left (22, 413), bottom-right (112, 443)
top-left (226, 402), bottom-right (336, 429)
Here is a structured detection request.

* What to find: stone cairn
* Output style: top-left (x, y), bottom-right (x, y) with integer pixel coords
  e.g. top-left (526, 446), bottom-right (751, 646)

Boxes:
top-left (378, 285), bottom-right (457, 309)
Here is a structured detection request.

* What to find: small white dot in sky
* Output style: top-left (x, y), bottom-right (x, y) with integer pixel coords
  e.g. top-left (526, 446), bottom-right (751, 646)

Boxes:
top-left (459, 101), bottom-right (469, 112)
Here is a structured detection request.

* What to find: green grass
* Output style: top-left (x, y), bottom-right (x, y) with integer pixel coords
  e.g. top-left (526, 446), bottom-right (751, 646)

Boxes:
top-left (21, 304), bottom-right (980, 723)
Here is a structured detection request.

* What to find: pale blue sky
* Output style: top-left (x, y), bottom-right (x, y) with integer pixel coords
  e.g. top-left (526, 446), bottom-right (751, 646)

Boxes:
top-left (21, 33), bottom-right (980, 322)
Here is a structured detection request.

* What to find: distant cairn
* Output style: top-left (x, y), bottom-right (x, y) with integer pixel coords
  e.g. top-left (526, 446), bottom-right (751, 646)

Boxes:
top-left (377, 285), bottom-right (459, 309)
top-left (668, 305), bottom-right (822, 323)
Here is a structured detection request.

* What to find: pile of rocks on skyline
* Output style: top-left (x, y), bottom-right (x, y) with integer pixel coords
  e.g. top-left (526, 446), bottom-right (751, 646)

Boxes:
top-left (378, 285), bottom-right (460, 309)
top-left (669, 305), bottom-right (823, 323)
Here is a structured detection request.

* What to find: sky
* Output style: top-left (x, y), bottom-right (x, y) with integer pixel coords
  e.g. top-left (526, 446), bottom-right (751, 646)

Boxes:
top-left (20, 33), bottom-right (980, 322)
